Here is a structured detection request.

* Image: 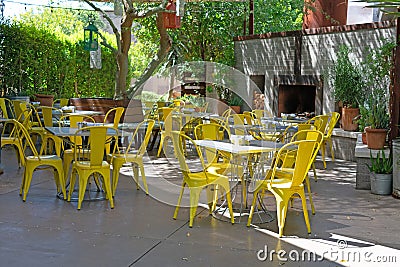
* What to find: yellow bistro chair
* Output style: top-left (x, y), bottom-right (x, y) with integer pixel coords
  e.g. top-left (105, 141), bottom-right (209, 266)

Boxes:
top-left (1, 119), bottom-right (25, 167)
top-left (171, 131), bottom-right (235, 227)
top-left (12, 119), bottom-right (66, 202)
top-left (279, 129), bottom-right (324, 214)
top-left (194, 123), bottom-right (245, 208)
top-left (227, 113), bottom-right (247, 136)
top-left (104, 107), bottom-right (125, 127)
top-left (104, 107), bottom-right (125, 155)
top-left (53, 98), bottom-right (69, 108)
top-left (110, 119), bottom-right (155, 196)
top-left (0, 98), bottom-right (15, 119)
top-left (157, 107), bottom-right (175, 157)
top-left (321, 112), bottom-right (340, 168)
top-left (58, 114), bottom-right (95, 181)
top-left (247, 139), bottom-right (321, 237)
top-left (38, 106), bottom-right (64, 156)
top-left (68, 126), bottom-right (117, 210)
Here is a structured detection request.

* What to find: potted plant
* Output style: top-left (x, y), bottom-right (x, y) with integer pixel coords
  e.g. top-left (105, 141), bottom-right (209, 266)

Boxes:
top-left (331, 45), bottom-right (364, 131)
top-left (228, 94), bottom-right (243, 114)
top-left (367, 149), bottom-right (393, 195)
top-left (364, 94), bottom-right (390, 149)
top-left (361, 40), bottom-right (394, 149)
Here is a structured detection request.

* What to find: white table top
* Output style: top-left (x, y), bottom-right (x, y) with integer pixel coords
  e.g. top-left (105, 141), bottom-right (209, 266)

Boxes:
top-left (193, 140), bottom-right (276, 155)
top-left (45, 126), bottom-right (119, 137)
top-left (64, 110), bottom-right (103, 116)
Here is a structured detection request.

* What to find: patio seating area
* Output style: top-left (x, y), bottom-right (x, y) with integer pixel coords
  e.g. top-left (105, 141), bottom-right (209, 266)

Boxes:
top-left (1, 143), bottom-right (400, 266)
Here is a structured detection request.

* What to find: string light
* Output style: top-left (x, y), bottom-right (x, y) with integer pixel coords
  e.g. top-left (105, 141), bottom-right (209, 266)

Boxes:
top-left (4, 0), bottom-right (101, 13)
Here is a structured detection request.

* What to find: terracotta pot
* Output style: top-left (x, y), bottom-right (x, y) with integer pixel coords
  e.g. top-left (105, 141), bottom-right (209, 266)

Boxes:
top-left (365, 127), bottom-right (387, 149)
top-left (341, 107), bottom-right (359, 131)
top-left (230, 105), bottom-right (240, 114)
top-left (362, 132), bottom-right (367, 145)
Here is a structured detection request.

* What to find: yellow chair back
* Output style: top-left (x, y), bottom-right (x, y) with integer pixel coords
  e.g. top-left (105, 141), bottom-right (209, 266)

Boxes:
top-left (104, 107), bottom-right (125, 128)
top-left (0, 98), bottom-right (15, 119)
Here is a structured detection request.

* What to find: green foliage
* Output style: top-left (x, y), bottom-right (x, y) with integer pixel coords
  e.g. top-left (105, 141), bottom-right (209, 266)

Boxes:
top-left (331, 46), bottom-right (364, 108)
top-left (1, 8), bottom-right (116, 99)
top-left (133, 0), bottom-right (304, 76)
top-left (254, 0), bottom-right (303, 33)
top-left (228, 94), bottom-right (244, 106)
top-left (358, 39), bottom-right (394, 130)
top-left (364, 94), bottom-right (390, 130)
top-left (367, 150), bottom-right (393, 174)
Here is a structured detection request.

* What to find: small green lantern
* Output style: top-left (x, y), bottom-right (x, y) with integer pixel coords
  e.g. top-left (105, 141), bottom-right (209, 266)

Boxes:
top-left (84, 19), bottom-right (99, 51)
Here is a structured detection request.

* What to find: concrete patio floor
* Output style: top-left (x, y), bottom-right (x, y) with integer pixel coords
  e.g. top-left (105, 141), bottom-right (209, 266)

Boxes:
top-left (1, 146), bottom-right (400, 266)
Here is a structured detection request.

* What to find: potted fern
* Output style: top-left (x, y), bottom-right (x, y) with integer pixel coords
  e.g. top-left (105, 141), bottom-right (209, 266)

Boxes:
top-left (367, 149), bottom-right (392, 195)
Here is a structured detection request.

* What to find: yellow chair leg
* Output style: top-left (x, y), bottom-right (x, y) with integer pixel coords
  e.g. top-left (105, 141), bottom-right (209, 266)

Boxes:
top-left (247, 189), bottom-right (259, 226)
top-left (299, 189), bottom-right (311, 234)
top-left (189, 188), bottom-right (201, 228)
top-left (329, 139), bottom-right (335, 162)
top-left (173, 182), bottom-right (185, 220)
top-left (312, 163), bottom-right (318, 182)
top-left (111, 159), bottom-right (123, 196)
top-left (304, 175), bottom-right (315, 215)
top-left (139, 163), bottom-right (149, 195)
top-left (157, 134), bottom-right (164, 157)
top-left (225, 189), bottom-right (235, 225)
top-left (133, 165), bottom-right (140, 190)
top-left (321, 141), bottom-right (327, 169)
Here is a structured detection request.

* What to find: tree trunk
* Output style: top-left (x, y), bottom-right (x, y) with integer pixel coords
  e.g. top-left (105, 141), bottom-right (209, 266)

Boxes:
top-left (115, 15), bottom-right (133, 100)
top-left (128, 13), bottom-right (172, 98)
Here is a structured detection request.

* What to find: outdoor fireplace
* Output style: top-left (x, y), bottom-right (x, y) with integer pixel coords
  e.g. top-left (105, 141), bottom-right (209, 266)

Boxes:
top-left (278, 85), bottom-right (316, 117)
top-left (273, 75), bottom-right (323, 117)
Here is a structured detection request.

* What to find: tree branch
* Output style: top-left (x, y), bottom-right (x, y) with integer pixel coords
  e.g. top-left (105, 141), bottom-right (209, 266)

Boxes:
top-left (128, 12), bottom-right (172, 97)
top-left (97, 31), bottom-right (117, 54)
top-left (135, 0), bottom-right (169, 18)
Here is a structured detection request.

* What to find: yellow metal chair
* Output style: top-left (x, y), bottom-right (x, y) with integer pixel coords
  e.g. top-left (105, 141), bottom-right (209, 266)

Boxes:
top-left (68, 126), bottom-right (117, 210)
top-left (0, 98), bottom-right (15, 119)
top-left (243, 111), bottom-right (256, 125)
top-left (247, 139), bottom-right (321, 237)
top-left (38, 106), bottom-right (64, 156)
top-left (194, 123), bottom-right (245, 207)
top-left (53, 98), bottom-right (69, 108)
top-left (1, 119), bottom-right (25, 167)
top-left (109, 119), bottom-right (155, 196)
top-left (157, 107), bottom-right (175, 157)
top-left (321, 112), bottom-right (340, 168)
top-left (58, 115), bottom-right (95, 182)
top-left (104, 107), bottom-right (125, 127)
top-left (104, 107), bottom-right (125, 155)
top-left (171, 131), bottom-right (235, 227)
top-left (194, 122), bottom-right (232, 170)
top-left (227, 114), bottom-right (247, 136)
top-left (12, 100), bottom-right (24, 120)
top-left (12, 119), bottom-right (66, 202)
top-left (279, 130), bottom-right (324, 214)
